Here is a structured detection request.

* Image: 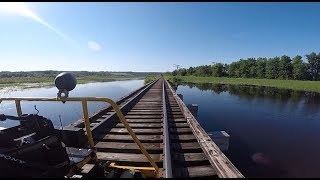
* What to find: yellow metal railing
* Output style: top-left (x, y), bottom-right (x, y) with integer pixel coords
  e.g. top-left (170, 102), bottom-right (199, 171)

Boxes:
top-left (0, 97), bottom-right (160, 177)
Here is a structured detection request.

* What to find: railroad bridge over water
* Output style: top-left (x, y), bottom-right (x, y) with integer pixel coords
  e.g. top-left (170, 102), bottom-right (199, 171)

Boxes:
top-left (68, 77), bottom-right (244, 178)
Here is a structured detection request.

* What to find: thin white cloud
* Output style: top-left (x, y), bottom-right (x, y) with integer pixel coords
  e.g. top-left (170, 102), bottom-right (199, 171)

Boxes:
top-left (88, 41), bottom-right (102, 51)
top-left (0, 2), bottom-right (78, 47)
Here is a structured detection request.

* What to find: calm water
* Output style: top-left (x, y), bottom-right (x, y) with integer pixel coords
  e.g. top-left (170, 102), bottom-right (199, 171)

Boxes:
top-left (174, 82), bottom-right (320, 178)
top-left (0, 80), bottom-right (144, 128)
top-left (2, 79), bottom-right (320, 177)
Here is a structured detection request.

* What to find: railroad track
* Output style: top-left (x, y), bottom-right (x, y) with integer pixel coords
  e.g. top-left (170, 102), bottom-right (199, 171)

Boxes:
top-left (70, 78), bottom-right (243, 178)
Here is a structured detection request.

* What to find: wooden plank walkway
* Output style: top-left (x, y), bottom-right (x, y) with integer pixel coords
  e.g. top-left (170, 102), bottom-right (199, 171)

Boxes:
top-left (69, 78), bottom-right (244, 178)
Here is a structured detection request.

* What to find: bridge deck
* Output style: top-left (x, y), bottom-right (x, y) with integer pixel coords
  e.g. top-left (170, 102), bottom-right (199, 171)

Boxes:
top-left (69, 78), bottom-right (243, 178)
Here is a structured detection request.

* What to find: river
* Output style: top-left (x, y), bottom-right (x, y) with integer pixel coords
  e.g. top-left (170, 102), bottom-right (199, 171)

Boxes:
top-left (1, 79), bottom-right (319, 177)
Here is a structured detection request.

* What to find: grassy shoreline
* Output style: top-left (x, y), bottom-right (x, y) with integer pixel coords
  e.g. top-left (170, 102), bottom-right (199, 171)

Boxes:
top-left (0, 76), bottom-right (145, 90)
top-left (165, 75), bottom-right (320, 93)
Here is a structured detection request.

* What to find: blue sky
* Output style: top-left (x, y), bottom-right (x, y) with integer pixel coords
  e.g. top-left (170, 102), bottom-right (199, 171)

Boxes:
top-left (0, 2), bottom-right (320, 72)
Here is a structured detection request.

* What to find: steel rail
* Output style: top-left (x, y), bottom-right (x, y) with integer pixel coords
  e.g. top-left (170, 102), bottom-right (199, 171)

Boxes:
top-left (90, 78), bottom-right (159, 134)
top-left (162, 80), bottom-right (172, 178)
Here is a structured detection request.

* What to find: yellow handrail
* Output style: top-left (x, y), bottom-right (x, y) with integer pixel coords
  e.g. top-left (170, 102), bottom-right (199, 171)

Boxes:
top-left (0, 97), bottom-right (160, 176)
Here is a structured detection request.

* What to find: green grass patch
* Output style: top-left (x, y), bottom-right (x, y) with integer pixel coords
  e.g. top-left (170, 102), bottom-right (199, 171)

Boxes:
top-left (166, 75), bottom-right (320, 92)
top-left (76, 75), bottom-right (144, 84)
top-left (144, 75), bottom-right (160, 85)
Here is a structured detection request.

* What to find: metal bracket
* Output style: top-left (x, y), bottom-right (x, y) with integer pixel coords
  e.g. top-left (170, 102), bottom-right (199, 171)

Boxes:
top-left (0, 96), bottom-right (160, 177)
top-left (57, 89), bottom-right (69, 98)
top-left (57, 90), bottom-right (69, 103)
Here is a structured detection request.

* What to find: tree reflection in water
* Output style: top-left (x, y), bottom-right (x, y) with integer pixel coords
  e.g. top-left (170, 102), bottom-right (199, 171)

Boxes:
top-left (177, 82), bottom-right (320, 114)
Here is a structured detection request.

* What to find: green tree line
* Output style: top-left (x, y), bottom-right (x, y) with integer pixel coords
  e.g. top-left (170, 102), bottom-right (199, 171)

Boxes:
top-left (172, 52), bottom-right (320, 81)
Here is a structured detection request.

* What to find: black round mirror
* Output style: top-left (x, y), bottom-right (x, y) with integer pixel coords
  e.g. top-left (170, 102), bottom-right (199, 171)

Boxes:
top-left (54, 72), bottom-right (77, 92)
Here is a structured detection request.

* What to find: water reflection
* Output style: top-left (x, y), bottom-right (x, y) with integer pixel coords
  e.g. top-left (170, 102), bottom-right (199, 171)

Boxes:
top-left (0, 80), bottom-right (144, 128)
top-left (174, 82), bottom-right (320, 177)
top-left (179, 82), bottom-right (320, 116)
